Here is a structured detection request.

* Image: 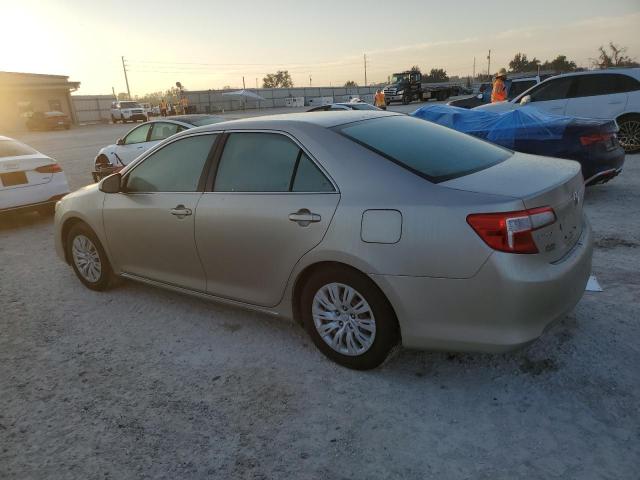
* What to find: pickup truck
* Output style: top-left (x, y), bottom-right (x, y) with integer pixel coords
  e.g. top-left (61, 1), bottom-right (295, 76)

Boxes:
top-left (110, 101), bottom-right (148, 123)
top-left (448, 76), bottom-right (541, 109)
top-left (383, 71), bottom-right (457, 105)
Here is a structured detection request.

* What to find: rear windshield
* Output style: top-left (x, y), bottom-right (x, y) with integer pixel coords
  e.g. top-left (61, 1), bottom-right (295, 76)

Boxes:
top-left (0, 139), bottom-right (37, 158)
top-left (336, 115), bottom-right (511, 182)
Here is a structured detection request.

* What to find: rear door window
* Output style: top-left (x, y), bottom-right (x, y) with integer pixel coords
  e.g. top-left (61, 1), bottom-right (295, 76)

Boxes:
top-left (149, 122), bottom-right (181, 141)
top-left (337, 115), bottom-right (511, 183)
top-left (213, 133), bottom-right (335, 192)
top-left (573, 73), bottom-right (640, 97)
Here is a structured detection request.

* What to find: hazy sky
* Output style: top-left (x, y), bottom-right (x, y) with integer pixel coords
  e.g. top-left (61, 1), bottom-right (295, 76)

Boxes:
top-left (2, 0), bottom-right (639, 95)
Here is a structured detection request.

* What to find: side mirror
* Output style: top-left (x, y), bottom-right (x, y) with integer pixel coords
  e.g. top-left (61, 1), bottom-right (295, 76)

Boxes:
top-left (476, 93), bottom-right (483, 99)
top-left (520, 95), bottom-right (532, 105)
top-left (116, 138), bottom-right (124, 145)
top-left (99, 173), bottom-right (121, 193)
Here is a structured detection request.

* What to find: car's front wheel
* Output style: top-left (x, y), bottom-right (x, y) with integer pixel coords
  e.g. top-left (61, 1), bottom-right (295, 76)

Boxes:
top-left (300, 266), bottom-right (399, 370)
top-left (617, 114), bottom-right (640, 154)
top-left (66, 223), bottom-right (115, 291)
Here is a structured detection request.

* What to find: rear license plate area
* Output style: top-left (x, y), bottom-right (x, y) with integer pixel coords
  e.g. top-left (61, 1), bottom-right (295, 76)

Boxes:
top-left (1, 171), bottom-right (28, 186)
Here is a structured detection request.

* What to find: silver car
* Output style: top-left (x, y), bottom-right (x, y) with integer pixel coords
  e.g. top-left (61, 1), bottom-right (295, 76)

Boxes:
top-left (54, 111), bottom-right (593, 370)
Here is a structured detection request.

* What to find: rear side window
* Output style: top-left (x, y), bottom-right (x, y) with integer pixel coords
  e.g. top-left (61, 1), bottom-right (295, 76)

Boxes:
top-left (214, 133), bottom-right (335, 192)
top-left (149, 122), bottom-right (180, 141)
top-left (0, 139), bottom-right (37, 157)
top-left (337, 116), bottom-right (511, 183)
top-left (573, 73), bottom-right (640, 97)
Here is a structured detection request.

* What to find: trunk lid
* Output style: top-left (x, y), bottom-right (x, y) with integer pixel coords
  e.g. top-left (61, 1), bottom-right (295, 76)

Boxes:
top-left (0, 154), bottom-right (55, 190)
top-left (442, 152), bottom-right (585, 262)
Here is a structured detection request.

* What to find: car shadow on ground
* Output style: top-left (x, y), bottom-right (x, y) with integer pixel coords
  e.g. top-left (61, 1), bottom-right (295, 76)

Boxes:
top-left (106, 276), bottom-right (574, 379)
top-left (0, 211), bottom-right (52, 232)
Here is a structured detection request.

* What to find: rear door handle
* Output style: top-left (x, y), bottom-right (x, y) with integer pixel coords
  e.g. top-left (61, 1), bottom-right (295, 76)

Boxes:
top-left (289, 208), bottom-right (321, 226)
top-left (170, 204), bottom-right (192, 217)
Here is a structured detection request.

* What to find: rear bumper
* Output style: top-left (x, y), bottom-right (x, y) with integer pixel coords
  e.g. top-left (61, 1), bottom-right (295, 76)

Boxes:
top-left (0, 173), bottom-right (70, 212)
top-left (372, 218), bottom-right (593, 352)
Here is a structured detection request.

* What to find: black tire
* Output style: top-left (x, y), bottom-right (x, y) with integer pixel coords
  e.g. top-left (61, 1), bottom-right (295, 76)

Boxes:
top-left (617, 114), bottom-right (640, 154)
top-left (300, 266), bottom-right (399, 370)
top-left (66, 223), bottom-right (115, 291)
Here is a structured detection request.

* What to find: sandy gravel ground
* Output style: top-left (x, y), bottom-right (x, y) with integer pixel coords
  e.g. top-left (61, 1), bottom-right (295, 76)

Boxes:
top-left (1, 106), bottom-right (638, 479)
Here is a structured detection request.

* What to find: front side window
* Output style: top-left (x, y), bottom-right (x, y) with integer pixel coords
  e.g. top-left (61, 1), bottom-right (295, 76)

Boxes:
top-left (529, 77), bottom-right (575, 102)
top-left (337, 115), bottom-right (511, 183)
top-left (214, 132), bottom-right (334, 192)
top-left (508, 80), bottom-right (536, 99)
top-left (124, 124), bottom-right (151, 145)
top-left (125, 134), bottom-right (217, 192)
top-left (149, 122), bottom-right (181, 141)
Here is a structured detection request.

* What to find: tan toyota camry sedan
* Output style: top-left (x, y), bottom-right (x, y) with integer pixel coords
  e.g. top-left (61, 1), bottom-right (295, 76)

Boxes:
top-left (54, 111), bottom-right (593, 369)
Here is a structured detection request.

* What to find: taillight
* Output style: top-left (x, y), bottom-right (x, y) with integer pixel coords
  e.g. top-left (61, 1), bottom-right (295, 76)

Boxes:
top-left (35, 163), bottom-right (63, 173)
top-left (579, 133), bottom-right (613, 146)
top-left (467, 207), bottom-right (556, 254)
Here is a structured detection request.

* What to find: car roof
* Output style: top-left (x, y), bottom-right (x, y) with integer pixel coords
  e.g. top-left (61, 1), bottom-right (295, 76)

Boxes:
top-left (550, 67), bottom-right (640, 80)
top-left (187, 110), bottom-right (401, 132)
top-left (165, 114), bottom-right (224, 125)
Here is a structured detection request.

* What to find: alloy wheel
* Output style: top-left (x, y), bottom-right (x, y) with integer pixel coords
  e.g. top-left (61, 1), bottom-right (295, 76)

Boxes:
top-left (618, 119), bottom-right (640, 152)
top-left (312, 282), bottom-right (376, 356)
top-left (71, 234), bottom-right (102, 283)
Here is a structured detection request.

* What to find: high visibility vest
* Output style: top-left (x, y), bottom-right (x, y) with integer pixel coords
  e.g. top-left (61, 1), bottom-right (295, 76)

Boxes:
top-left (491, 78), bottom-right (507, 102)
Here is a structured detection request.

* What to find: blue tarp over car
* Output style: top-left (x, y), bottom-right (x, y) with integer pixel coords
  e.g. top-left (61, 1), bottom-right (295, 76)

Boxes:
top-left (411, 104), bottom-right (625, 185)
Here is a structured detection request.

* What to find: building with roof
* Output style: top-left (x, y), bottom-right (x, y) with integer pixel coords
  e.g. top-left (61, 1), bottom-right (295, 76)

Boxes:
top-left (0, 72), bottom-right (80, 131)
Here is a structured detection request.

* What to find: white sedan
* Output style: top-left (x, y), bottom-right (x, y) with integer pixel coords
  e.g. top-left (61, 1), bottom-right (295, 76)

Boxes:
top-left (0, 136), bottom-right (69, 215)
top-left (92, 115), bottom-right (225, 181)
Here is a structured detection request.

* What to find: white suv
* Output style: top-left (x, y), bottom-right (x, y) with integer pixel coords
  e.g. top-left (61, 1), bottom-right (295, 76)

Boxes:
top-left (476, 68), bottom-right (640, 153)
top-left (110, 101), bottom-right (148, 124)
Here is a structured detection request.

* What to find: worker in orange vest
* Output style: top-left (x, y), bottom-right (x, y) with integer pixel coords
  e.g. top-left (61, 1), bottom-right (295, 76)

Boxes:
top-left (374, 89), bottom-right (386, 110)
top-left (491, 68), bottom-right (508, 103)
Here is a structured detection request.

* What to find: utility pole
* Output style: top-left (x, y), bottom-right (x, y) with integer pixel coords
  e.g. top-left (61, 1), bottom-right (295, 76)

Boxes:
top-left (473, 56), bottom-right (476, 79)
top-left (309, 74), bottom-right (312, 87)
top-left (364, 54), bottom-right (368, 86)
top-left (121, 56), bottom-right (131, 99)
top-left (487, 49), bottom-right (491, 77)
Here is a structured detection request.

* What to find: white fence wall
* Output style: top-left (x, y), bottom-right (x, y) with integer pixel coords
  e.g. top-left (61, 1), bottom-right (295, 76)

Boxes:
top-left (184, 86), bottom-right (381, 113)
top-left (72, 95), bottom-right (114, 123)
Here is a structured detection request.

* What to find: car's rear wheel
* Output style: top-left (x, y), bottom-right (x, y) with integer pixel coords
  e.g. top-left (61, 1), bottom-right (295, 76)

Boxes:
top-left (300, 266), bottom-right (399, 370)
top-left (617, 114), bottom-right (640, 154)
top-left (66, 223), bottom-right (115, 291)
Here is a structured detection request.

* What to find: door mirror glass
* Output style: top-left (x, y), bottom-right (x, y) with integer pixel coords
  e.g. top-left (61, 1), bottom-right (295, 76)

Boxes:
top-left (520, 95), bottom-right (532, 105)
top-left (476, 94), bottom-right (483, 99)
top-left (116, 138), bottom-right (124, 145)
top-left (99, 173), bottom-right (121, 193)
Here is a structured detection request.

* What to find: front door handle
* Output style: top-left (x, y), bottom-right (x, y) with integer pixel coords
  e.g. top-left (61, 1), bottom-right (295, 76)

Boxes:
top-left (289, 208), bottom-right (321, 226)
top-left (170, 204), bottom-right (192, 218)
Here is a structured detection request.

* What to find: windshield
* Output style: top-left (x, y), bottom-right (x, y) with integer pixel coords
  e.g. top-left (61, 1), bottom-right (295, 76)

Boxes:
top-left (350, 103), bottom-right (379, 110)
top-left (0, 139), bottom-right (38, 158)
top-left (120, 102), bottom-right (140, 109)
top-left (188, 116), bottom-right (225, 127)
top-left (336, 115), bottom-right (511, 183)
top-left (391, 73), bottom-right (409, 84)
